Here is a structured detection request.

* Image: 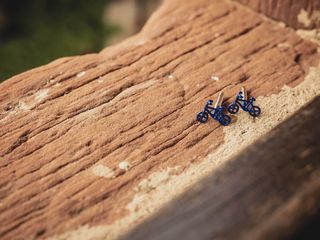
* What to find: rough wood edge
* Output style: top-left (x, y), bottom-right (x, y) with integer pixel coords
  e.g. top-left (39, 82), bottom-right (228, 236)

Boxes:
top-left (122, 96), bottom-right (320, 240)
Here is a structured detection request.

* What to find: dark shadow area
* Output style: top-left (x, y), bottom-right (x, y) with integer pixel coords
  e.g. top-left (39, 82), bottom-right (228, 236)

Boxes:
top-left (292, 214), bottom-right (320, 240)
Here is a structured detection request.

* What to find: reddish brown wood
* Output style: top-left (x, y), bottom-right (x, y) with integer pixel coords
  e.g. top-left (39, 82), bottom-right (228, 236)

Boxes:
top-left (235, 0), bottom-right (320, 29)
top-left (0, 0), bottom-right (319, 239)
top-left (122, 96), bottom-right (320, 240)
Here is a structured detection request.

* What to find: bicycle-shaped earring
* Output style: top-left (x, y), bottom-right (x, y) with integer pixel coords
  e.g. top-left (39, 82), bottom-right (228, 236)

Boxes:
top-left (197, 92), bottom-right (231, 126)
top-left (227, 87), bottom-right (261, 117)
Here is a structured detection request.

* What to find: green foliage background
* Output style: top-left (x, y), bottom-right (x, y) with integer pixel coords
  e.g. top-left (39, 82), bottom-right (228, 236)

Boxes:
top-left (0, 0), bottom-right (119, 82)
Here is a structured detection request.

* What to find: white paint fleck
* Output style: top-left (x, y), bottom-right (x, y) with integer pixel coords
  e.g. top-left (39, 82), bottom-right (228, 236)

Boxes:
top-left (54, 83), bottom-right (61, 88)
top-left (168, 74), bottom-right (174, 79)
top-left (211, 75), bottom-right (220, 81)
top-left (135, 38), bottom-right (148, 46)
top-left (126, 194), bottom-right (146, 212)
top-left (127, 167), bottom-right (180, 213)
top-left (119, 161), bottom-right (131, 171)
top-left (92, 164), bottom-right (114, 178)
top-left (97, 78), bottom-right (104, 83)
top-left (137, 167), bottom-right (180, 192)
top-left (298, 9), bottom-right (311, 27)
top-left (77, 71), bottom-right (86, 78)
top-left (15, 89), bottom-right (49, 112)
top-left (76, 106), bottom-right (100, 120)
top-left (277, 43), bottom-right (291, 49)
top-left (0, 110), bottom-right (17, 124)
top-left (35, 89), bottom-right (49, 102)
top-left (47, 225), bottom-right (111, 240)
top-left (296, 29), bottom-right (320, 45)
top-left (17, 101), bottom-right (32, 111)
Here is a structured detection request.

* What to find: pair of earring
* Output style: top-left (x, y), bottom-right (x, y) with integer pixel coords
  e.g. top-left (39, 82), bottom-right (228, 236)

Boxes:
top-left (196, 87), bottom-right (261, 126)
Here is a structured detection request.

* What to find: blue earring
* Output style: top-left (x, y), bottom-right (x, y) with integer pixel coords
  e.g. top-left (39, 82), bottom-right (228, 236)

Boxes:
top-left (227, 87), bottom-right (261, 117)
top-left (196, 92), bottom-right (231, 126)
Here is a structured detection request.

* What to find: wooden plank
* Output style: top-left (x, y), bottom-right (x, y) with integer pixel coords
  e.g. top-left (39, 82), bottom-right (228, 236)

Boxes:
top-left (234, 0), bottom-right (320, 29)
top-left (123, 96), bottom-right (320, 240)
top-left (0, 0), bottom-right (319, 239)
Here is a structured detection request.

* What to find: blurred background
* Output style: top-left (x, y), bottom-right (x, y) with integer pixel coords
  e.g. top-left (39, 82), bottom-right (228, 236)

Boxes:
top-left (0, 0), bottom-right (161, 82)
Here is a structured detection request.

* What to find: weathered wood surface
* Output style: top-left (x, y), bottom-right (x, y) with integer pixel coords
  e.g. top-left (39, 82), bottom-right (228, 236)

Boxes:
top-left (123, 96), bottom-right (320, 240)
top-left (235, 0), bottom-right (320, 29)
top-left (0, 0), bottom-right (319, 239)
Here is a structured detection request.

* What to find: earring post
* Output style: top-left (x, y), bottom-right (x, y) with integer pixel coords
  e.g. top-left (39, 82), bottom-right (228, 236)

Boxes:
top-left (241, 86), bottom-right (247, 100)
top-left (214, 91), bottom-right (224, 108)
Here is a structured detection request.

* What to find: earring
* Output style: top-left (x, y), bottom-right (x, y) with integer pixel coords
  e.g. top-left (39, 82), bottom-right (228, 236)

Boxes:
top-left (196, 92), bottom-right (231, 126)
top-left (227, 87), bottom-right (261, 117)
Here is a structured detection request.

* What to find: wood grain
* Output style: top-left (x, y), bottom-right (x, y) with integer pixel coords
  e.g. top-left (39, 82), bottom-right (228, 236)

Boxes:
top-left (122, 96), bottom-right (320, 240)
top-left (0, 0), bottom-right (319, 239)
top-left (235, 0), bottom-right (320, 29)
